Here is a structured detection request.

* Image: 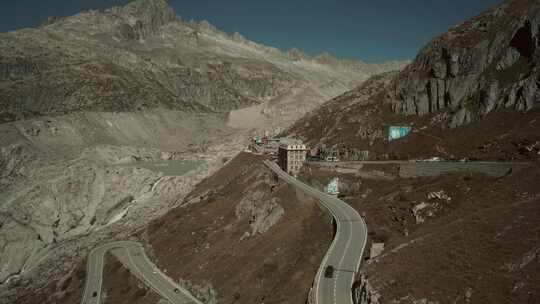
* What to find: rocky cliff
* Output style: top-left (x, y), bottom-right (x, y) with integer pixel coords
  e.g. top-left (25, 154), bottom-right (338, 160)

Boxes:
top-left (388, 0), bottom-right (539, 127)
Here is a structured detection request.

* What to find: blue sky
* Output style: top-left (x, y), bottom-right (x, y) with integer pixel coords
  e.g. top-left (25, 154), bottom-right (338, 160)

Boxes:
top-left (0, 0), bottom-right (501, 62)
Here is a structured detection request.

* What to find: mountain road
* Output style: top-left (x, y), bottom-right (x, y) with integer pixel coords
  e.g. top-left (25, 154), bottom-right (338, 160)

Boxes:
top-left (263, 160), bottom-right (368, 304)
top-left (80, 241), bottom-right (202, 304)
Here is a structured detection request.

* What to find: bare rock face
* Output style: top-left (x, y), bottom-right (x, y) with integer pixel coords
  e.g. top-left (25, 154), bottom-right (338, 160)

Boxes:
top-left (178, 279), bottom-right (217, 304)
top-left (388, 0), bottom-right (540, 127)
top-left (235, 190), bottom-right (285, 237)
top-left (0, 144), bottom-right (36, 190)
top-left (497, 47), bottom-right (521, 70)
top-left (114, 0), bottom-right (177, 38)
top-left (287, 48), bottom-right (309, 61)
top-left (354, 275), bottom-right (380, 304)
top-left (0, 109), bottom-right (240, 288)
top-left (0, 160), bottom-right (162, 282)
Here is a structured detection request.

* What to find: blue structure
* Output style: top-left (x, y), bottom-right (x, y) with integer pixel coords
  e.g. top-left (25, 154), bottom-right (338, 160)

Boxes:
top-left (388, 126), bottom-right (411, 141)
top-left (325, 177), bottom-right (339, 195)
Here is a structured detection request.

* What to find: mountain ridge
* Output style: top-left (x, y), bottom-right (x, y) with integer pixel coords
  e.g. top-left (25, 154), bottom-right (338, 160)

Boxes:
top-left (0, 0), bottom-right (408, 124)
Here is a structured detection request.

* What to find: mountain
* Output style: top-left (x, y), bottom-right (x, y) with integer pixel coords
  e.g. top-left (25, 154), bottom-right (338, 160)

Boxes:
top-left (0, 0), bottom-right (407, 126)
top-left (389, 0), bottom-right (538, 124)
top-left (287, 0), bottom-right (540, 162)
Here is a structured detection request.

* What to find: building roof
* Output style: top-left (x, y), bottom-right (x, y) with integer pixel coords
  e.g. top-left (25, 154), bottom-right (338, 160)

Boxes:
top-left (278, 138), bottom-right (307, 150)
top-left (279, 144), bottom-right (307, 150)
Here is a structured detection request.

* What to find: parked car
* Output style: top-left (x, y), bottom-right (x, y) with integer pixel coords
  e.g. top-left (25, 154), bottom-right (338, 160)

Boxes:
top-left (174, 288), bottom-right (180, 293)
top-left (92, 291), bottom-right (98, 297)
top-left (324, 265), bottom-right (334, 278)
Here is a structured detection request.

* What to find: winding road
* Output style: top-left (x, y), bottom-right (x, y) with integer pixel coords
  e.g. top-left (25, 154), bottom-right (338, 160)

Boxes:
top-left (79, 159), bottom-right (528, 304)
top-left (263, 160), bottom-right (368, 304)
top-left (81, 241), bottom-right (202, 304)
top-left (81, 161), bottom-right (368, 304)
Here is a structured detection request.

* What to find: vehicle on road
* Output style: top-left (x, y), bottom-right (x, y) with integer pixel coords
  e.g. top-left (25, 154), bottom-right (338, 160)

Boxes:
top-left (324, 265), bottom-right (334, 278)
top-left (92, 291), bottom-right (97, 297)
top-left (325, 156), bottom-right (339, 162)
top-left (415, 156), bottom-right (443, 162)
top-left (174, 288), bottom-right (180, 293)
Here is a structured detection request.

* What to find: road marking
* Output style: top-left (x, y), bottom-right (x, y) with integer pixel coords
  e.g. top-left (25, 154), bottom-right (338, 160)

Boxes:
top-left (334, 276), bottom-right (338, 304)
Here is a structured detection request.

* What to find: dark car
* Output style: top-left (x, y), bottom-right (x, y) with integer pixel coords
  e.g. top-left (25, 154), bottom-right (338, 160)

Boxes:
top-left (92, 291), bottom-right (98, 297)
top-left (174, 288), bottom-right (180, 293)
top-left (324, 265), bottom-right (334, 278)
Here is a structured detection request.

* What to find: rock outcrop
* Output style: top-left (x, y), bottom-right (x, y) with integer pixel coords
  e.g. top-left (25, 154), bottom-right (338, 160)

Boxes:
top-left (287, 48), bottom-right (309, 61)
top-left (388, 0), bottom-right (540, 127)
top-left (353, 275), bottom-right (380, 304)
top-left (235, 190), bottom-right (285, 238)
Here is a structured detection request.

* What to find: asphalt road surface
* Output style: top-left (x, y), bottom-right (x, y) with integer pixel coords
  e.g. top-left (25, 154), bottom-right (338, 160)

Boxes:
top-left (81, 241), bottom-right (202, 304)
top-left (264, 160), bottom-right (368, 304)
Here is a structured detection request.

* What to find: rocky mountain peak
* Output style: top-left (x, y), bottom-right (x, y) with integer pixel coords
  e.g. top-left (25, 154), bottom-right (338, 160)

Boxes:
top-left (195, 20), bottom-right (220, 33)
top-left (96, 0), bottom-right (175, 40)
top-left (123, 0), bottom-right (174, 15)
top-left (115, 0), bottom-right (177, 34)
top-left (314, 51), bottom-right (339, 64)
top-left (231, 31), bottom-right (248, 43)
top-left (287, 48), bottom-right (309, 61)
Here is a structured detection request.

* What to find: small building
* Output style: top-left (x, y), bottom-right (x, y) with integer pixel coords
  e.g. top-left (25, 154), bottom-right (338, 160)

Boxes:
top-left (388, 126), bottom-right (412, 141)
top-left (278, 142), bottom-right (308, 176)
top-left (369, 243), bottom-right (385, 259)
top-left (324, 177), bottom-right (339, 195)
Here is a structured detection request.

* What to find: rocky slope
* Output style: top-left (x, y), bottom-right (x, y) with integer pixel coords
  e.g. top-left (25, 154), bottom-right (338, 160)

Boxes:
top-left (0, 110), bottom-right (238, 286)
top-left (287, 0), bottom-right (540, 161)
top-left (389, 0), bottom-right (539, 126)
top-left (0, 0), bottom-right (407, 127)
